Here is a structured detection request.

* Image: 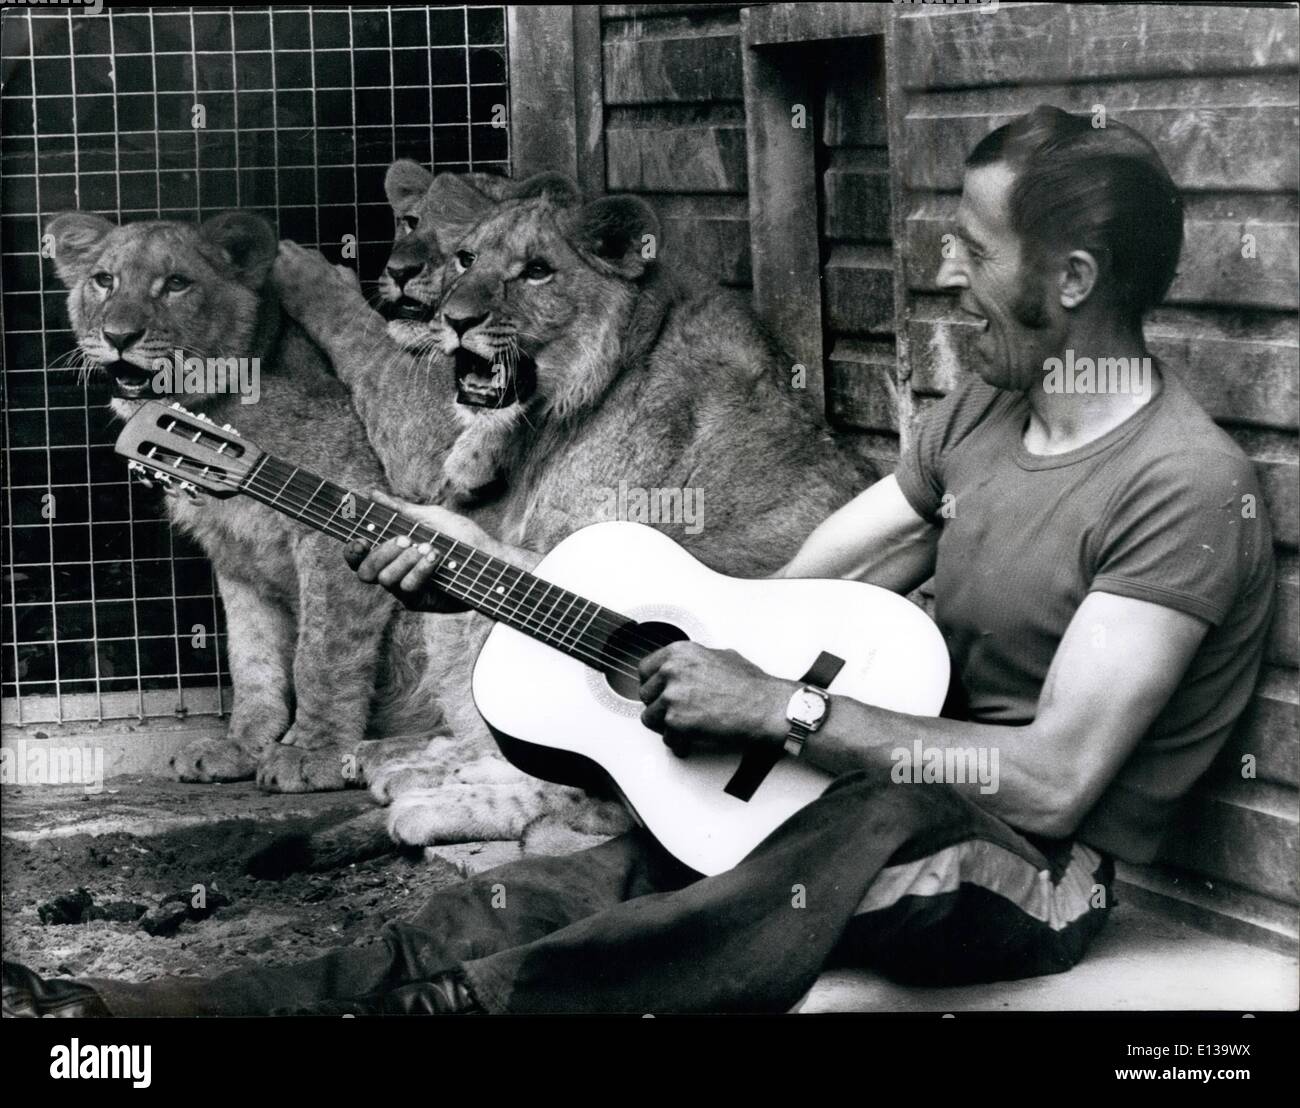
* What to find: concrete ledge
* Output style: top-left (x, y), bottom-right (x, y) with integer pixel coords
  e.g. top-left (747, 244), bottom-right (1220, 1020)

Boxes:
top-left (796, 903), bottom-right (1299, 1012)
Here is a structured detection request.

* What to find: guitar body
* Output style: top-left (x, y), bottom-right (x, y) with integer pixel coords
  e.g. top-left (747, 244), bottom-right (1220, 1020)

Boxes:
top-left (472, 521), bottom-right (951, 876)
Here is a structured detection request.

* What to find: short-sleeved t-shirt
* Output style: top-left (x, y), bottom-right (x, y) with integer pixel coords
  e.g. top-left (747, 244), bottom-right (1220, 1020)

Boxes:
top-left (895, 366), bottom-right (1275, 864)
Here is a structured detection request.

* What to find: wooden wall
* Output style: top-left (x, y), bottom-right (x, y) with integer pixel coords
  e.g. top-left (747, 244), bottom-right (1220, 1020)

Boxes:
top-left (514, 3), bottom-right (1299, 950)
top-left (601, 4), bottom-right (751, 287)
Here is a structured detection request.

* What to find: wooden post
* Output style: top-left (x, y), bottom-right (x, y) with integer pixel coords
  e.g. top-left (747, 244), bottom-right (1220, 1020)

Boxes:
top-left (741, 9), bottom-right (825, 419)
top-left (507, 5), bottom-right (604, 193)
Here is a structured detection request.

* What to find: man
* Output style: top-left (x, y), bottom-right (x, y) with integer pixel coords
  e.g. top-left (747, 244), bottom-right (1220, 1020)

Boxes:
top-left (4, 106), bottom-right (1275, 1017)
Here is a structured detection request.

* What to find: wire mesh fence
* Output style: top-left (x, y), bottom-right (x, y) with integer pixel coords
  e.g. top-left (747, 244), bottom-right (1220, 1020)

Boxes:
top-left (1, 4), bottom-right (511, 725)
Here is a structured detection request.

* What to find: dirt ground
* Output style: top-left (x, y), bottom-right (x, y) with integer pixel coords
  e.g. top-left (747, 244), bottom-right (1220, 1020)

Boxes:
top-left (1, 776), bottom-right (522, 983)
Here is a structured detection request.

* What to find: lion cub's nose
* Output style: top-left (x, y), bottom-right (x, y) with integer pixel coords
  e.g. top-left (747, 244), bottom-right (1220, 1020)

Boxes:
top-left (103, 328), bottom-right (145, 354)
top-left (386, 263), bottom-right (422, 289)
top-left (445, 312), bottom-right (488, 338)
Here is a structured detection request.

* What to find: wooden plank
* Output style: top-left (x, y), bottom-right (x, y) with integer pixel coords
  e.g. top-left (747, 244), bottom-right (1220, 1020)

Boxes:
top-left (605, 122), bottom-right (747, 192)
top-left (657, 211), bottom-right (750, 286)
top-left (1269, 564), bottom-right (1298, 668)
top-left (1158, 780), bottom-right (1299, 905)
top-left (822, 38), bottom-right (887, 147)
top-left (603, 4), bottom-right (744, 20)
top-left (907, 205), bottom-right (1300, 312)
top-left (1211, 667), bottom-right (1300, 791)
top-left (823, 151), bottom-right (891, 243)
top-left (896, 4), bottom-right (1300, 91)
top-left (1144, 310), bottom-right (1300, 434)
top-left (1116, 863), bottom-right (1299, 956)
top-left (824, 244), bottom-right (895, 336)
top-left (827, 338), bottom-right (899, 433)
top-left (573, 4), bottom-right (607, 197)
top-left (745, 1), bottom-right (888, 47)
top-left (884, 14), bottom-right (917, 430)
top-left (603, 33), bottom-right (743, 105)
top-left (1255, 455), bottom-right (1299, 553)
top-left (1174, 218), bottom-right (1300, 313)
top-left (507, 6), bottom-right (578, 179)
top-left (741, 5), bottom-right (826, 417)
top-left (903, 103), bottom-right (1299, 194)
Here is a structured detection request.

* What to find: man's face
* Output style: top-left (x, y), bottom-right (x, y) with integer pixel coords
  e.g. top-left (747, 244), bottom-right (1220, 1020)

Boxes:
top-left (936, 162), bottom-right (1062, 391)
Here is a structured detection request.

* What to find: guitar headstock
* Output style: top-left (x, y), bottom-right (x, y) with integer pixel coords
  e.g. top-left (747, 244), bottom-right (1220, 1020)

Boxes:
top-left (113, 400), bottom-right (262, 499)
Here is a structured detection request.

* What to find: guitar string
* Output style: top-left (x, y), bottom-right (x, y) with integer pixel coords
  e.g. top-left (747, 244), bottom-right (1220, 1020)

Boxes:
top-left (236, 455), bottom-right (679, 667)
top-left (228, 463), bottom-right (664, 681)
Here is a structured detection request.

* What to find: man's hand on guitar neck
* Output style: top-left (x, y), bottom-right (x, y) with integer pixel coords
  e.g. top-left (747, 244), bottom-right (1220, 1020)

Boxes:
top-left (344, 490), bottom-right (542, 614)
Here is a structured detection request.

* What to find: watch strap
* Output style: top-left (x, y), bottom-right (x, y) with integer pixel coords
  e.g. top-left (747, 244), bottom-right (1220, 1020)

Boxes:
top-left (723, 650), bottom-right (846, 802)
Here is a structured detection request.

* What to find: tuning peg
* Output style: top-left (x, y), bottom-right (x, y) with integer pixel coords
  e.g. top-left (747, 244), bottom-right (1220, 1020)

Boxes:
top-left (153, 469), bottom-right (172, 485)
top-left (221, 423), bottom-right (241, 437)
top-left (178, 480), bottom-right (200, 500)
top-left (127, 461), bottom-right (154, 489)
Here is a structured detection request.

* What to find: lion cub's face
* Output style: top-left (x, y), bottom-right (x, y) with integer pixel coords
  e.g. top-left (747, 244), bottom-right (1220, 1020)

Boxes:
top-left (45, 211), bottom-right (277, 413)
top-left (433, 190), bottom-right (659, 421)
top-left (376, 161), bottom-right (563, 354)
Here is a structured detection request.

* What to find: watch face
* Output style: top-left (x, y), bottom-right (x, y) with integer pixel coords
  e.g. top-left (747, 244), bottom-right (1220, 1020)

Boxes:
top-left (791, 689), bottom-right (828, 727)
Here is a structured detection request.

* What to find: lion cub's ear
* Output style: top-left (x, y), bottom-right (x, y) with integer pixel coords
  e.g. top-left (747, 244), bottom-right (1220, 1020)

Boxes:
top-left (44, 211), bottom-right (116, 288)
top-left (385, 159), bottom-right (435, 210)
top-left (563, 195), bottom-right (660, 281)
top-left (199, 211), bottom-right (278, 289)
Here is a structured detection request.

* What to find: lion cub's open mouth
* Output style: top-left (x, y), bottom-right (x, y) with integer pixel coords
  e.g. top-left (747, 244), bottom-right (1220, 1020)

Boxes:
top-left (453, 347), bottom-right (536, 409)
top-left (104, 359), bottom-right (154, 399)
top-left (381, 296), bottom-right (432, 322)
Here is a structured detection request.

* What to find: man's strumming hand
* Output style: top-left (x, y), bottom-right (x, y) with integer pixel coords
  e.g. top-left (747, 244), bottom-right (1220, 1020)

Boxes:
top-left (636, 641), bottom-right (795, 756)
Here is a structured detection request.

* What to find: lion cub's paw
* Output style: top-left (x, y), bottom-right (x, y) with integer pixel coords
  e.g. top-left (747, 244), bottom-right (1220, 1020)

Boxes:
top-left (272, 241), bottom-right (365, 323)
top-left (367, 762), bottom-right (448, 804)
top-left (170, 736), bottom-right (260, 783)
top-left (256, 744), bottom-right (353, 793)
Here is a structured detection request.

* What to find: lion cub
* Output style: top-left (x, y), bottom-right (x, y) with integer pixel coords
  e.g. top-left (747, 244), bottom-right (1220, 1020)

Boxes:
top-left (45, 210), bottom-right (437, 792)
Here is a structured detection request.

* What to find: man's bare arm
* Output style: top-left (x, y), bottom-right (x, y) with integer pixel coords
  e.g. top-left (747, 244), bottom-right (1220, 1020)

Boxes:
top-left (772, 475), bottom-right (940, 595)
top-left (798, 591), bottom-right (1210, 837)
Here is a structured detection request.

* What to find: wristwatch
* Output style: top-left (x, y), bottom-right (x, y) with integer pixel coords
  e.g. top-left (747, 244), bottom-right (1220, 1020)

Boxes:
top-left (783, 684), bottom-right (831, 758)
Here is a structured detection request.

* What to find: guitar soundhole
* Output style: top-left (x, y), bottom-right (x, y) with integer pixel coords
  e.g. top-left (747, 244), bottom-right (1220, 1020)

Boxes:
top-left (602, 620), bottom-right (690, 701)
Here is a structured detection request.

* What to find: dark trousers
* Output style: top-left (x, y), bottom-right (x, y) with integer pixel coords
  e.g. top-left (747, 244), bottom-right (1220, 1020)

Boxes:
top-left (90, 767), bottom-right (1114, 1015)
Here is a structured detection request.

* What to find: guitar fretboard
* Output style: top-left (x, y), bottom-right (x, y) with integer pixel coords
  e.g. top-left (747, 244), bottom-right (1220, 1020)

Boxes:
top-left (241, 453), bottom-right (633, 675)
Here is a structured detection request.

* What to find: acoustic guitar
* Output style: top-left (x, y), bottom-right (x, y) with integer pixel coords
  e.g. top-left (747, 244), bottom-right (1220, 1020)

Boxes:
top-left (115, 400), bottom-right (951, 875)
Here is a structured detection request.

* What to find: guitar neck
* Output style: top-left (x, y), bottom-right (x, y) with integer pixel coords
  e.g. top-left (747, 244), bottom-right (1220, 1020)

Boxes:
top-left (239, 453), bottom-right (629, 673)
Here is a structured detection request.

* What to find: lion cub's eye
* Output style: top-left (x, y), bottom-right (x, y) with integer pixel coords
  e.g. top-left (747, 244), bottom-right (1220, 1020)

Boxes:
top-left (455, 250), bottom-right (476, 271)
top-left (91, 271), bottom-right (114, 290)
top-left (522, 259), bottom-right (554, 282)
top-left (163, 274), bottom-right (192, 293)
top-left (402, 214), bottom-right (420, 232)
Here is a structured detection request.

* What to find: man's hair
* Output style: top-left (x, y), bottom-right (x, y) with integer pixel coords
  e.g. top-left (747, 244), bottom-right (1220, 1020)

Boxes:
top-left (966, 105), bottom-right (1184, 328)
